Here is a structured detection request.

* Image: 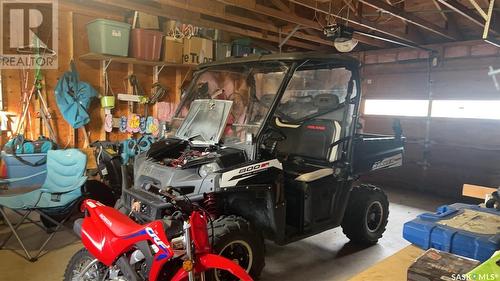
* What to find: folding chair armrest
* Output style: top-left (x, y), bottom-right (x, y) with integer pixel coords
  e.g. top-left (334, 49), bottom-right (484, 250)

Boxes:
top-left (0, 171), bottom-right (47, 184)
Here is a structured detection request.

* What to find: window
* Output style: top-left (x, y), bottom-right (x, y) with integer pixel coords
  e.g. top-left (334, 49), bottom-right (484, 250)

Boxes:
top-left (364, 99), bottom-right (429, 117)
top-left (431, 100), bottom-right (500, 120)
top-left (277, 67), bottom-right (355, 122)
top-left (173, 62), bottom-right (289, 145)
top-left (363, 99), bottom-right (500, 120)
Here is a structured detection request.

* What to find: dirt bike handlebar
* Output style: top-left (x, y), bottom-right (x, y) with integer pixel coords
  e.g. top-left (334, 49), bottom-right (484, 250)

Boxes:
top-left (161, 187), bottom-right (196, 218)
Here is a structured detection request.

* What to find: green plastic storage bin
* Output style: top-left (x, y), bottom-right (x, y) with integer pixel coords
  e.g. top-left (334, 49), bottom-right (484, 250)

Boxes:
top-left (86, 19), bottom-right (131, 56)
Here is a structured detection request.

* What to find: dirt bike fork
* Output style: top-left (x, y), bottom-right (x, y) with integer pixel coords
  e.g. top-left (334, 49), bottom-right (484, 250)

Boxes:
top-left (184, 220), bottom-right (195, 281)
top-left (183, 220), bottom-right (206, 281)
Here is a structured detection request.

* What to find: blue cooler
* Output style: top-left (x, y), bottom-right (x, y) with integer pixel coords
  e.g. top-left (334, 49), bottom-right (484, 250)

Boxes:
top-left (403, 203), bottom-right (500, 262)
top-left (1, 152), bottom-right (47, 189)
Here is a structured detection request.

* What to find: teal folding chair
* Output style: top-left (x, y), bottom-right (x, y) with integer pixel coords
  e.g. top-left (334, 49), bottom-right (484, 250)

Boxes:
top-left (0, 149), bottom-right (87, 261)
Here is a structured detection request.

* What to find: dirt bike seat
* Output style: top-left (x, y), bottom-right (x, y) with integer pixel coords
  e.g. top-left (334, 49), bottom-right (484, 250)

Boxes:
top-left (94, 204), bottom-right (145, 237)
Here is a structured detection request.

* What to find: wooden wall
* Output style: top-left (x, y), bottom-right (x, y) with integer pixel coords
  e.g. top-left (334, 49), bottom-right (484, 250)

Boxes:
top-left (356, 41), bottom-right (500, 198)
top-left (0, 5), bottom-right (187, 147)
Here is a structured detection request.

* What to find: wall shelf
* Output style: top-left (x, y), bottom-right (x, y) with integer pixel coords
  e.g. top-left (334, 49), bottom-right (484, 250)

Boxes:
top-left (79, 53), bottom-right (194, 68)
top-left (79, 53), bottom-right (191, 141)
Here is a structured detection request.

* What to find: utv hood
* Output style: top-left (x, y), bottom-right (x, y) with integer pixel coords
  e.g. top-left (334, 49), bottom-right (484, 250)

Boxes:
top-left (175, 99), bottom-right (233, 145)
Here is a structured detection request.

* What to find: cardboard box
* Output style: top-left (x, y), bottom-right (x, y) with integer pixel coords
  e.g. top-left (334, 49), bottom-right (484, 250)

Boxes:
top-left (133, 11), bottom-right (159, 29)
top-left (162, 37), bottom-right (183, 63)
top-left (407, 249), bottom-right (480, 281)
top-left (183, 37), bottom-right (213, 65)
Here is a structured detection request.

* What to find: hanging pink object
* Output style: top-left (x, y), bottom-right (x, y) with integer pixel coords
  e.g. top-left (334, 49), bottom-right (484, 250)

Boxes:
top-left (104, 114), bottom-right (113, 132)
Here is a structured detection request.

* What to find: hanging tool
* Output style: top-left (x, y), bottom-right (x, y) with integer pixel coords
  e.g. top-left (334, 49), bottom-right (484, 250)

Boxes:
top-left (13, 38), bottom-right (57, 143)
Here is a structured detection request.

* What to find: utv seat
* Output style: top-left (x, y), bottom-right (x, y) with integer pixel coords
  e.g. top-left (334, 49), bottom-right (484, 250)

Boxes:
top-left (274, 117), bottom-right (341, 181)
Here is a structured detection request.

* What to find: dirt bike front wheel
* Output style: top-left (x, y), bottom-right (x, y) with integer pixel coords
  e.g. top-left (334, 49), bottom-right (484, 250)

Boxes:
top-left (64, 248), bottom-right (110, 281)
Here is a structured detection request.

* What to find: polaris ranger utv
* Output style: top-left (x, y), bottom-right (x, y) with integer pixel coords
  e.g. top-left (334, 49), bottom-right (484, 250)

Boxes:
top-left (118, 52), bottom-right (404, 279)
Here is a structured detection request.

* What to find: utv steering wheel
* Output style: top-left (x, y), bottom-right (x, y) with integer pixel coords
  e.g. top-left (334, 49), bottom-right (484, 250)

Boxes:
top-left (262, 127), bottom-right (287, 155)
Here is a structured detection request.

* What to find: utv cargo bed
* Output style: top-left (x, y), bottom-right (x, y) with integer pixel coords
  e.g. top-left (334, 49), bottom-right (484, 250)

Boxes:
top-left (352, 134), bottom-right (404, 175)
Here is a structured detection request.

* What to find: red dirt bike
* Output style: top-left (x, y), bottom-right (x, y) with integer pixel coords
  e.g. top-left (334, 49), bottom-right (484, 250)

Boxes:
top-left (64, 192), bottom-right (253, 281)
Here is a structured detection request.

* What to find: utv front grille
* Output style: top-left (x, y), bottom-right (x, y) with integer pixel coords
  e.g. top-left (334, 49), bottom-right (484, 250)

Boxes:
top-left (123, 188), bottom-right (172, 221)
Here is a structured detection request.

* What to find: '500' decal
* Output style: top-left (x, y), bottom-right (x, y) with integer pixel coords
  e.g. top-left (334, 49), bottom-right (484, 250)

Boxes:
top-left (238, 162), bottom-right (269, 174)
top-left (220, 159), bottom-right (282, 188)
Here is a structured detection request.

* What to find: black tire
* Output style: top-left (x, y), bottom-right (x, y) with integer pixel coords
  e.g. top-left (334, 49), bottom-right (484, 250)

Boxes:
top-left (341, 184), bottom-right (389, 245)
top-left (206, 216), bottom-right (265, 281)
top-left (64, 248), bottom-right (108, 281)
top-left (485, 198), bottom-right (500, 210)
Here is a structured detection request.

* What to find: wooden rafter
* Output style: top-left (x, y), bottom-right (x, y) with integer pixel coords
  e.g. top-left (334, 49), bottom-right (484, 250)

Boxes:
top-left (431, 0), bottom-right (464, 41)
top-left (59, 0), bottom-right (125, 18)
top-left (215, 0), bottom-right (390, 47)
top-left (358, 0), bottom-right (458, 40)
top-left (287, 0), bottom-right (423, 44)
top-left (435, 0), bottom-right (499, 36)
top-left (431, 0), bottom-right (449, 21)
top-left (342, 0), bottom-right (358, 16)
top-left (468, 0), bottom-right (488, 19)
top-left (158, 0), bottom-right (337, 48)
top-left (269, 0), bottom-right (291, 13)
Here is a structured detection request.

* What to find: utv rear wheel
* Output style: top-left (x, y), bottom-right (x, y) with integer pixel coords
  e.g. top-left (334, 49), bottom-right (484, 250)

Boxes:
top-left (207, 216), bottom-right (265, 281)
top-left (341, 184), bottom-right (389, 245)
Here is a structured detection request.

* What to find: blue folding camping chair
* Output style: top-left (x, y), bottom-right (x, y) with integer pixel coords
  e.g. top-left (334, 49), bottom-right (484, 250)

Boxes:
top-left (0, 149), bottom-right (87, 261)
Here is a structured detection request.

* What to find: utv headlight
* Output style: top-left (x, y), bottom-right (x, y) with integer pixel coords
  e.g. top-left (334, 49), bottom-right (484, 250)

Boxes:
top-left (198, 162), bottom-right (220, 177)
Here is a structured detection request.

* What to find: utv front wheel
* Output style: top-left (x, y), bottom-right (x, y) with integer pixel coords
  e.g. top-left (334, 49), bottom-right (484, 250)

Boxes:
top-left (341, 184), bottom-right (389, 245)
top-left (208, 216), bottom-right (265, 281)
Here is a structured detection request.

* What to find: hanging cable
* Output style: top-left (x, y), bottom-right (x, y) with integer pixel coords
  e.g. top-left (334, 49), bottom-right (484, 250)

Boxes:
top-left (421, 51), bottom-right (437, 171)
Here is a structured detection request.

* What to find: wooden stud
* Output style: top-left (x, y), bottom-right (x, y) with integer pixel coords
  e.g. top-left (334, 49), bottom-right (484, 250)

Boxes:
top-left (175, 69), bottom-right (182, 104)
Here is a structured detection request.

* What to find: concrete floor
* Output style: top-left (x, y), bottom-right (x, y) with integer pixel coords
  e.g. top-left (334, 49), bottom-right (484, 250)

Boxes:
top-left (0, 187), bottom-right (456, 281)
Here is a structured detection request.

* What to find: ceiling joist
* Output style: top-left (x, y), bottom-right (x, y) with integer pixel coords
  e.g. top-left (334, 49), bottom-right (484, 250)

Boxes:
top-left (288, 0), bottom-right (423, 45)
top-left (358, 0), bottom-right (459, 40)
top-left (435, 0), bottom-right (499, 36)
top-left (216, 0), bottom-right (390, 47)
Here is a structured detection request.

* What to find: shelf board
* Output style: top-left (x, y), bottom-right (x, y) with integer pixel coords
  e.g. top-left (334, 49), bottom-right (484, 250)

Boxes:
top-left (79, 53), bottom-right (194, 68)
